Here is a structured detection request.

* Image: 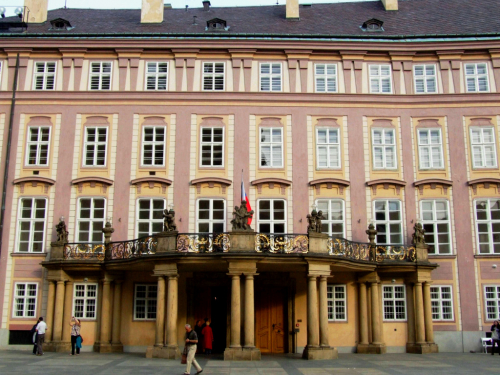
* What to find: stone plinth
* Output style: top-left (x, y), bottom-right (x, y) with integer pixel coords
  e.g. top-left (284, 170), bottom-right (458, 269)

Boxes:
top-left (357, 343), bottom-right (387, 354)
top-left (42, 341), bottom-right (71, 352)
top-left (146, 345), bottom-right (180, 359)
top-left (111, 343), bottom-right (124, 353)
top-left (308, 232), bottom-right (329, 254)
top-left (49, 242), bottom-right (65, 260)
top-left (94, 342), bottom-right (112, 353)
top-left (224, 347), bottom-right (261, 361)
top-left (406, 343), bottom-right (439, 354)
top-left (156, 231), bottom-right (178, 253)
top-left (229, 231), bottom-right (256, 252)
top-left (416, 243), bottom-right (429, 262)
top-left (302, 346), bottom-right (338, 360)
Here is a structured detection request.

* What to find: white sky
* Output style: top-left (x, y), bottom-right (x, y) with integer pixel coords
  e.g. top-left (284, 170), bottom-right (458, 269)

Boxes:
top-left (9, 0), bottom-right (378, 10)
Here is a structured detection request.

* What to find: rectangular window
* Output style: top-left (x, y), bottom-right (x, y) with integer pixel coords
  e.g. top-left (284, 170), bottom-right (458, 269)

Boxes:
top-left (485, 285), bottom-right (500, 321)
top-left (431, 286), bottom-right (454, 321)
top-left (84, 127), bottom-right (108, 166)
top-left (316, 199), bottom-right (345, 238)
top-left (33, 62), bottom-right (56, 90)
top-left (327, 285), bottom-right (347, 321)
top-left (315, 64), bottom-right (337, 93)
top-left (418, 128), bottom-right (443, 169)
top-left (471, 127), bottom-right (497, 168)
top-left (77, 198), bottom-right (105, 244)
top-left (17, 198), bottom-right (47, 253)
top-left (257, 199), bottom-right (286, 233)
top-left (26, 127), bottom-right (50, 166)
top-left (413, 64), bottom-right (437, 94)
top-left (89, 62), bottom-right (112, 90)
top-left (316, 128), bottom-right (340, 169)
top-left (369, 65), bottom-right (392, 94)
top-left (475, 199), bottom-right (500, 254)
top-left (382, 285), bottom-right (406, 321)
top-left (197, 199), bottom-right (226, 233)
top-left (260, 63), bottom-right (282, 92)
top-left (134, 284), bottom-right (157, 320)
top-left (260, 127), bottom-right (283, 168)
top-left (137, 199), bottom-right (166, 238)
top-left (374, 200), bottom-right (402, 245)
top-left (465, 63), bottom-right (489, 92)
top-left (141, 126), bottom-right (165, 166)
top-left (421, 200), bottom-right (451, 255)
top-left (73, 283), bottom-right (98, 319)
top-left (201, 127), bottom-right (224, 167)
top-left (202, 62), bottom-right (225, 91)
top-left (13, 283), bottom-right (38, 318)
top-left (372, 128), bottom-right (397, 169)
top-left (145, 62), bottom-right (168, 90)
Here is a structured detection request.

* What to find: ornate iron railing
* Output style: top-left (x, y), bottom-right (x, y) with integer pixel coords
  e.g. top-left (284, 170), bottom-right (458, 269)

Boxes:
top-left (375, 245), bottom-right (417, 263)
top-left (110, 236), bottom-right (158, 259)
top-left (176, 233), bottom-right (230, 253)
top-left (255, 233), bottom-right (309, 254)
top-left (327, 237), bottom-right (371, 261)
top-left (64, 243), bottom-right (106, 261)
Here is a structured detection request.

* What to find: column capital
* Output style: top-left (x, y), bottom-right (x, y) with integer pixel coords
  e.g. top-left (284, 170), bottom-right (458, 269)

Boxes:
top-left (243, 273), bottom-right (259, 277)
top-left (307, 274), bottom-right (319, 279)
top-left (167, 274), bottom-right (179, 280)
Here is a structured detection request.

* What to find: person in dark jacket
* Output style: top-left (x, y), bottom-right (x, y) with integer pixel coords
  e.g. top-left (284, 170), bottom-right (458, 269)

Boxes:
top-left (491, 320), bottom-right (500, 355)
top-left (30, 318), bottom-right (41, 355)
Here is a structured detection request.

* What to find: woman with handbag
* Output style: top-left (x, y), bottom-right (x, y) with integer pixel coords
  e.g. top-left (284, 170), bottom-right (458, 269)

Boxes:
top-left (70, 317), bottom-right (81, 355)
top-left (491, 320), bottom-right (500, 355)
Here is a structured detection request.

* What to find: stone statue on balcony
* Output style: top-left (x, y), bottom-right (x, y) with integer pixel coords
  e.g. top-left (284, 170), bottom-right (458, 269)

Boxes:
top-left (163, 209), bottom-right (177, 232)
top-left (412, 222), bottom-right (426, 247)
top-left (55, 219), bottom-right (69, 243)
top-left (231, 200), bottom-right (254, 231)
top-left (307, 210), bottom-right (325, 234)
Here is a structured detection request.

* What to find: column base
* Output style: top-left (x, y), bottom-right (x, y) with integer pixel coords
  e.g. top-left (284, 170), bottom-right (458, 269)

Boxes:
top-left (302, 345), bottom-right (338, 360)
top-left (42, 341), bottom-right (71, 352)
top-left (406, 342), bottom-right (439, 354)
top-left (94, 342), bottom-right (112, 353)
top-left (224, 347), bottom-right (261, 361)
top-left (146, 345), bottom-right (180, 359)
top-left (111, 343), bottom-right (124, 353)
top-left (356, 343), bottom-right (387, 354)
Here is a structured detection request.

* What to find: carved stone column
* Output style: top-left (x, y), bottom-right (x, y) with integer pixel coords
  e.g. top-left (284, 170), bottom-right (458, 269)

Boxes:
top-left (370, 282), bottom-right (382, 345)
top-left (230, 275), bottom-right (241, 348)
top-left (52, 281), bottom-right (66, 342)
top-left (96, 279), bottom-right (112, 352)
top-left (414, 282), bottom-right (425, 344)
top-left (155, 276), bottom-right (166, 347)
top-left (45, 281), bottom-right (56, 342)
top-left (319, 276), bottom-right (330, 347)
top-left (406, 283), bottom-right (416, 351)
top-left (307, 275), bottom-right (320, 349)
top-left (111, 280), bottom-right (124, 352)
top-left (61, 281), bottom-right (74, 343)
top-left (243, 275), bottom-right (255, 348)
top-left (358, 282), bottom-right (369, 346)
top-left (423, 282), bottom-right (434, 344)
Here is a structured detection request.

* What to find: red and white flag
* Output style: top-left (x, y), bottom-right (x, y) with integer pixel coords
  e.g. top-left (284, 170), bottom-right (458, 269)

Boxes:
top-left (241, 177), bottom-right (252, 225)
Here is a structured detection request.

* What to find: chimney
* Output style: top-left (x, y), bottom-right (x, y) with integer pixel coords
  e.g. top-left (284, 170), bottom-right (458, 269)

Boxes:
top-left (24, 0), bottom-right (48, 23)
top-left (286, 0), bottom-right (299, 19)
top-left (203, 1), bottom-right (211, 11)
top-left (141, 0), bottom-right (164, 23)
top-left (381, 0), bottom-right (398, 11)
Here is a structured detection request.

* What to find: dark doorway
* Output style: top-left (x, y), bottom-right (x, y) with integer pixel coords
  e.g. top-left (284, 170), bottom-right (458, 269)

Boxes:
top-left (210, 286), bottom-right (227, 353)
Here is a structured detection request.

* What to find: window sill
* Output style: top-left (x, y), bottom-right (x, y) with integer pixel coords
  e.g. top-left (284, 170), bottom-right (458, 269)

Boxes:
top-left (23, 166), bottom-right (50, 169)
top-left (428, 255), bottom-right (456, 259)
top-left (198, 167), bottom-right (226, 170)
top-left (10, 252), bottom-right (48, 258)
top-left (139, 166), bottom-right (166, 169)
top-left (475, 254), bottom-right (500, 259)
top-left (132, 319), bottom-right (157, 322)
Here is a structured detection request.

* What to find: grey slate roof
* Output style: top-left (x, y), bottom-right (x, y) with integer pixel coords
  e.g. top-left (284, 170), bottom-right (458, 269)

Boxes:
top-left (2, 0), bottom-right (500, 38)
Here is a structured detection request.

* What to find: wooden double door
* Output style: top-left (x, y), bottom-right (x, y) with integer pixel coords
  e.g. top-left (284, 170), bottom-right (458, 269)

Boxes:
top-left (255, 287), bottom-right (286, 353)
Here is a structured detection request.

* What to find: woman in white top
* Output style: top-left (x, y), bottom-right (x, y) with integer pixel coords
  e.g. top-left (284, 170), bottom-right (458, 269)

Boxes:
top-left (70, 317), bottom-right (81, 355)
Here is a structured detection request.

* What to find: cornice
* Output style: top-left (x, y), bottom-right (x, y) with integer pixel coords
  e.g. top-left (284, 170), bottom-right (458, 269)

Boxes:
top-left (13, 176), bottom-right (55, 193)
top-left (71, 177), bottom-right (114, 193)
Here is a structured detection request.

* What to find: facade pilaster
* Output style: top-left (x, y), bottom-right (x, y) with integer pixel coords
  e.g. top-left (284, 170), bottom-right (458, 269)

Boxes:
top-left (52, 280), bottom-right (66, 342)
top-left (406, 283), bottom-right (416, 347)
top-left (61, 281), bottom-right (74, 343)
top-left (111, 280), bottom-right (124, 352)
top-left (230, 275), bottom-right (241, 348)
top-left (415, 282), bottom-right (425, 344)
top-left (423, 282), bottom-right (434, 344)
top-left (45, 281), bottom-right (56, 342)
top-left (358, 282), bottom-right (369, 346)
top-left (155, 276), bottom-right (166, 347)
top-left (319, 276), bottom-right (329, 347)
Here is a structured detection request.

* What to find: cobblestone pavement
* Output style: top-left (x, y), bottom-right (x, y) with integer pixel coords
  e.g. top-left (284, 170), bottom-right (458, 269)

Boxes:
top-left (0, 350), bottom-right (499, 375)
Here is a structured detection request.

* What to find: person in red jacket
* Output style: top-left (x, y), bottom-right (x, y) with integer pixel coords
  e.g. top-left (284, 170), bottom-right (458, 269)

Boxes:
top-left (201, 320), bottom-right (214, 355)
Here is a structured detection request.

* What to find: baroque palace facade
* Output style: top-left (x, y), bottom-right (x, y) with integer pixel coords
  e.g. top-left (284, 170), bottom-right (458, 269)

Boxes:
top-left (0, 0), bottom-right (499, 359)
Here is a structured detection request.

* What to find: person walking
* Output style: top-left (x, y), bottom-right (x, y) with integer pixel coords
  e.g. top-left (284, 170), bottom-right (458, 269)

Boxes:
top-left (201, 320), bottom-right (213, 355)
top-left (31, 318), bottom-right (42, 355)
top-left (491, 320), bottom-right (500, 355)
top-left (35, 317), bottom-right (47, 356)
top-left (70, 317), bottom-right (81, 355)
top-left (184, 324), bottom-right (203, 375)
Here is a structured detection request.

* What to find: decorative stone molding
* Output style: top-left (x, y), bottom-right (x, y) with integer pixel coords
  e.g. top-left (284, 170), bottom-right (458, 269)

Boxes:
top-left (468, 178), bottom-right (500, 195)
top-left (131, 177), bottom-right (172, 194)
top-left (309, 178), bottom-right (350, 195)
top-left (13, 176), bottom-right (55, 193)
top-left (190, 177), bottom-right (232, 194)
top-left (469, 117), bottom-right (494, 126)
top-left (414, 179), bottom-right (453, 195)
top-left (251, 178), bottom-right (292, 195)
top-left (71, 177), bottom-right (114, 193)
top-left (366, 179), bottom-right (406, 195)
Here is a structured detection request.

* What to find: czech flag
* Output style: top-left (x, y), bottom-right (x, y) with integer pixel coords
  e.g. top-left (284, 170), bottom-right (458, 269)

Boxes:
top-left (241, 179), bottom-right (252, 225)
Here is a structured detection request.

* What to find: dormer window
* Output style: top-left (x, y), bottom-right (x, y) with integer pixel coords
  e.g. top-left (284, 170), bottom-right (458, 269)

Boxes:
top-left (361, 18), bottom-right (384, 32)
top-left (206, 18), bottom-right (229, 31)
top-left (49, 18), bottom-right (73, 31)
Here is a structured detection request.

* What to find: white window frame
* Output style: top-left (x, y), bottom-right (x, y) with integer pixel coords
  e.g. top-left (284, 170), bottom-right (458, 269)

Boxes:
top-left (259, 62), bottom-right (282, 92)
top-left (485, 285), bottom-right (500, 321)
top-left (145, 61), bottom-right (168, 91)
top-left (33, 61), bottom-right (56, 90)
top-left (136, 198), bottom-right (166, 238)
top-left (413, 64), bottom-right (437, 94)
top-left (16, 197), bottom-right (47, 253)
top-left (316, 199), bottom-right (345, 238)
top-left (382, 285), bottom-right (406, 321)
top-left (200, 127), bottom-right (225, 167)
top-left (417, 128), bottom-right (444, 169)
top-left (369, 64), bottom-right (392, 94)
top-left (257, 199), bottom-right (287, 234)
top-left (470, 127), bottom-right (498, 169)
top-left (372, 128), bottom-right (397, 170)
top-left (431, 285), bottom-right (454, 321)
top-left (373, 200), bottom-right (403, 245)
top-left (88, 61), bottom-right (112, 91)
top-left (314, 63), bottom-right (338, 93)
top-left (316, 128), bottom-right (341, 169)
top-left (83, 126), bottom-right (108, 167)
top-left (76, 197), bottom-right (106, 244)
top-left (420, 200), bottom-right (452, 255)
top-left (196, 199), bottom-right (226, 233)
top-left (202, 62), bottom-right (225, 91)
top-left (474, 199), bottom-right (500, 254)
top-left (72, 283), bottom-right (98, 320)
top-left (25, 126), bottom-right (51, 166)
top-left (260, 127), bottom-right (283, 168)
top-left (465, 63), bottom-right (489, 93)
top-left (12, 282), bottom-right (38, 318)
top-left (134, 284), bottom-right (157, 321)
top-left (141, 126), bottom-right (166, 167)
top-left (327, 284), bottom-right (347, 321)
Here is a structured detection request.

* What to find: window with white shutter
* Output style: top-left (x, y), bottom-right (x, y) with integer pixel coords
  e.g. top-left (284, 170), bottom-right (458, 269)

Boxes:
top-left (260, 63), bottom-right (282, 92)
top-left (145, 62), bottom-right (168, 90)
top-left (137, 199), bottom-right (166, 238)
top-left (383, 285), bottom-right (406, 321)
top-left (89, 62), bottom-right (112, 90)
top-left (315, 64), bottom-right (337, 93)
top-left (327, 285), bottom-right (347, 321)
top-left (369, 65), bottom-right (392, 93)
top-left (475, 199), bottom-right (500, 254)
top-left (413, 64), bottom-right (437, 94)
top-left (465, 63), bottom-right (489, 92)
top-left (84, 127), bottom-right (108, 166)
top-left (374, 200), bottom-right (403, 245)
top-left (17, 198), bottom-right (47, 253)
top-left (260, 127), bottom-right (283, 168)
top-left (316, 199), bottom-right (345, 238)
top-left (316, 128), bottom-right (340, 169)
top-left (431, 286), bottom-right (454, 321)
top-left (372, 128), bottom-right (397, 169)
top-left (73, 283), bottom-right (98, 319)
top-left (203, 62), bottom-right (225, 91)
top-left (470, 127), bottom-right (497, 168)
top-left (25, 127), bottom-right (50, 166)
top-left (13, 283), bottom-right (38, 318)
top-left (418, 128), bottom-right (443, 169)
top-left (200, 127), bottom-right (224, 167)
top-left (77, 198), bottom-right (106, 244)
top-left (421, 200), bottom-right (451, 254)
top-left (141, 126), bottom-right (166, 166)
top-left (33, 62), bottom-right (56, 90)
top-left (485, 285), bottom-right (500, 321)
top-left (257, 199), bottom-right (286, 233)
top-left (197, 199), bottom-right (226, 233)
